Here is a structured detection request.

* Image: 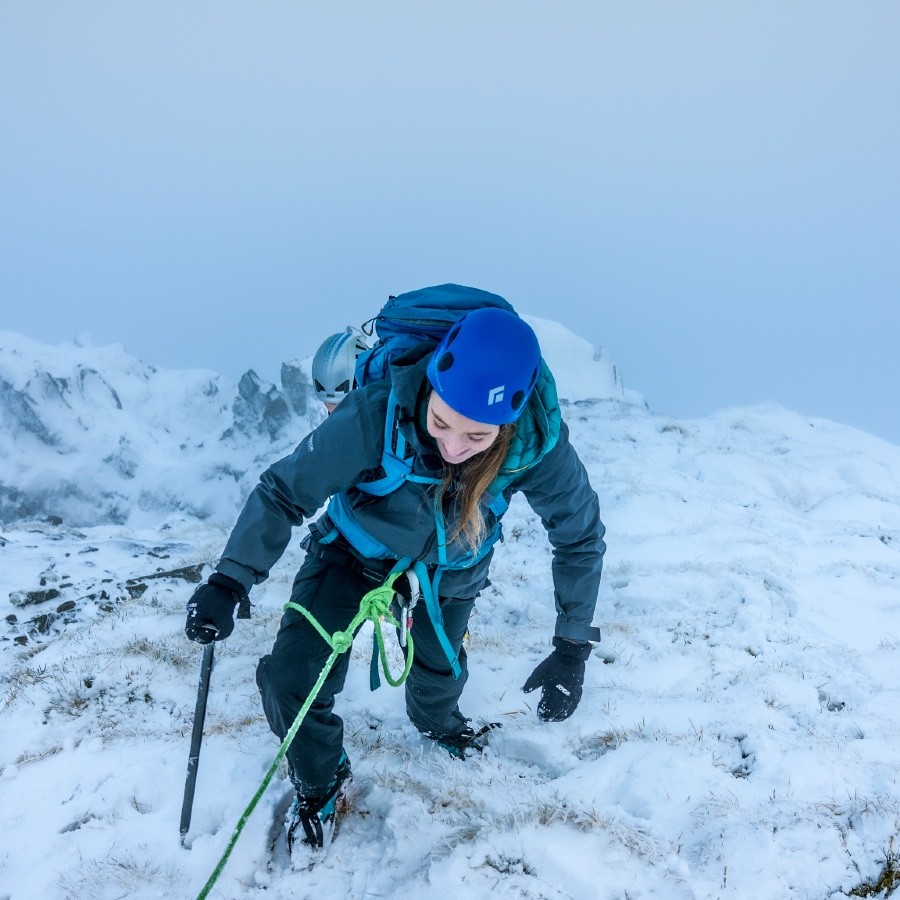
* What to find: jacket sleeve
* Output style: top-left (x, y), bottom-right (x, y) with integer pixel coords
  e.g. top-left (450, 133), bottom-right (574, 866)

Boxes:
top-left (215, 386), bottom-right (387, 592)
top-left (514, 420), bottom-right (605, 643)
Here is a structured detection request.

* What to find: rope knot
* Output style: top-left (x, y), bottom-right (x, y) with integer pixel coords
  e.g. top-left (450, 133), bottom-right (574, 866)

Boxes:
top-left (331, 629), bottom-right (354, 653)
top-left (361, 583), bottom-right (395, 620)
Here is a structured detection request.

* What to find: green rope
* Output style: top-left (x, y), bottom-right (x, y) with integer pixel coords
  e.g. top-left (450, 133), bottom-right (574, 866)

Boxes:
top-left (194, 572), bottom-right (414, 900)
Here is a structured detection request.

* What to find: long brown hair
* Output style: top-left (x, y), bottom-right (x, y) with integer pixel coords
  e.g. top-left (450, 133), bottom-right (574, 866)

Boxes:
top-left (439, 423), bottom-right (515, 551)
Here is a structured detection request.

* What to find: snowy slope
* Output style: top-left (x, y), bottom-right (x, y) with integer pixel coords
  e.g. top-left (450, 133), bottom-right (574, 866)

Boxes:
top-left (1, 328), bottom-right (899, 900)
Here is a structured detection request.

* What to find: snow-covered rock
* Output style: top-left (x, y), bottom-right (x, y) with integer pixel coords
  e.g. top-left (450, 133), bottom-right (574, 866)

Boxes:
top-left (0, 331), bottom-right (321, 527)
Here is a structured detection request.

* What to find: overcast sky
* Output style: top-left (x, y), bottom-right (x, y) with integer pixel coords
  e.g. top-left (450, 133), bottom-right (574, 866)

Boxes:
top-left (2, 3), bottom-right (898, 444)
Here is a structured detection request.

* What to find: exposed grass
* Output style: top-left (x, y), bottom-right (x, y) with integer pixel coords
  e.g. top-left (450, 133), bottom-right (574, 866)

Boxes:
top-left (572, 727), bottom-right (630, 759)
top-left (56, 852), bottom-right (181, 898)
top-left (205, 709), bottom-right (266, 735)
top-left (2, 663), bottom-right (52, 709)
top-left (119, 635), bottom-right (195, 672)
top-left (849, 838), bottom-right (900, 897)
top-left (14, 743), bottom-right (64, 767)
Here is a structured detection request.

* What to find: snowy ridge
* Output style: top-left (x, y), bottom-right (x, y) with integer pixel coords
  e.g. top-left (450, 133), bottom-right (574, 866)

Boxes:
top-left (1, 328), bottom-right (900, 899)
top-left (0, 322), bottom-right (637, 529)
top-left (523, 314), bottom-right (642, 408)
top-left (0, 330), bottom-right (252, 526)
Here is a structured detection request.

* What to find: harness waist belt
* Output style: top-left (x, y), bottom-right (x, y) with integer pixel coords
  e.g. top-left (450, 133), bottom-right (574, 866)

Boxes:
top-left (302, 531), bottom-right (397, 584)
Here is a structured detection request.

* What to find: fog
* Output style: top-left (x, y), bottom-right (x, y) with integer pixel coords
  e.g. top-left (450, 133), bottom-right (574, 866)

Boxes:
top-left (2, 2), bottom-right (898, 443)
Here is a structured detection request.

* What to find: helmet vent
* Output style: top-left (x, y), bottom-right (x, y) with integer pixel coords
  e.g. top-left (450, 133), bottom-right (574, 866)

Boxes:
top-left (511, 390), bottom-right (525, 411)
top-left (436, 352), bottom-right (454, 373)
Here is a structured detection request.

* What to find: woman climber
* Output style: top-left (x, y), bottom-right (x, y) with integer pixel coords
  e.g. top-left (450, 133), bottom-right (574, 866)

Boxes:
top-left (185, 296), bottom-right (606, 851)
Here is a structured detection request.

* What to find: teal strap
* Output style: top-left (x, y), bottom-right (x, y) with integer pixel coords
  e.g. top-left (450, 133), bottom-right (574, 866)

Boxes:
top-left (419, 564), bottom-right (459, 676)
top-left (399, 553), bottom-right (462, 682)
top-left (433, 491), bottom-right (448, 569)
top-left (427, 495), bottom-right (461, 677)
top-left (369, 638), bottom-right (381, 691)
top-left (356, 390), bottom-right (443, 497)
top-left (328, 492), bottom-right (395, 559)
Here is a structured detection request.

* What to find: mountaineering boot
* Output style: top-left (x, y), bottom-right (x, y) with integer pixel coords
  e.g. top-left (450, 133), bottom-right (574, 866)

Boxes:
top-left (286, 751), bottom-right (352, 852)
top-left (429, 723), bottom-right (501, 759)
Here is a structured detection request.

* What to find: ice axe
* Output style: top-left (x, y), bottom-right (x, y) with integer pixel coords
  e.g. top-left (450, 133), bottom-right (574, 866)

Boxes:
top-left (180, 638), bottom-right (215, 842)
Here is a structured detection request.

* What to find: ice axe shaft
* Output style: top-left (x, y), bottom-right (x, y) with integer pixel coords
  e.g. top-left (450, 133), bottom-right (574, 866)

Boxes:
top-left (180, 640), bottom-right (215, 841)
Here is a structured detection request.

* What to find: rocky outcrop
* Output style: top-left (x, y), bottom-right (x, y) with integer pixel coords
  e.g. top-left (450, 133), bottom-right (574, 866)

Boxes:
top-left (0, 375), bottom-right (60, 446)
top-left (280, 360), bottom-right (312, 418)
top-left (230, 370), bottom-right (292, 440)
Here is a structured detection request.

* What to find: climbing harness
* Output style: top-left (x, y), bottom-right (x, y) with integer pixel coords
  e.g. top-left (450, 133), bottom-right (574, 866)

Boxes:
top-left (325, 460), bottom-right (500, 683)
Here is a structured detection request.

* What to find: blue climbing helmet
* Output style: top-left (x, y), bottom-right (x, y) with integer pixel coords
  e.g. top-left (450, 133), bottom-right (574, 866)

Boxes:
top-left (426, 308), bottom-right (542, 425)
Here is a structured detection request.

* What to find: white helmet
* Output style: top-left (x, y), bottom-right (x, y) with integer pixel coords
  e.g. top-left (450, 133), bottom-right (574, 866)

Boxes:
top-left (311, 331), bottom-right (368, 405)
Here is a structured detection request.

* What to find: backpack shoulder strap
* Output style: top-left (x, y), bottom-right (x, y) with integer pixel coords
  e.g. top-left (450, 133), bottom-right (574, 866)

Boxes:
top-left (355, 390), bottom-right (411, 496)
top-left (356, 389), bottom-right (438, 496)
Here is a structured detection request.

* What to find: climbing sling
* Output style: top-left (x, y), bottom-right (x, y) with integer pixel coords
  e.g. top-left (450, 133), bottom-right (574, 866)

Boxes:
top-left (193, 571), bottom-right (414, 900)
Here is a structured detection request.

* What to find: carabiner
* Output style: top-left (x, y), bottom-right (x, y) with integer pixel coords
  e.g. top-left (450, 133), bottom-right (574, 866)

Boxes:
top-left (398, 568), bottom-right (421, 648)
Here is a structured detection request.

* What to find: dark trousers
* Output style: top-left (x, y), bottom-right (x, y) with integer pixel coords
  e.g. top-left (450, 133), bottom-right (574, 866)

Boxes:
top-left (256, 551), bottom-right (475, 796)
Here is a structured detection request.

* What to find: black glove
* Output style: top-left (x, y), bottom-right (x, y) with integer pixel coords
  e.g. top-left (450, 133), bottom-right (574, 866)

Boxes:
top-left (185, 573), bottom-right (250, 644)
top-left (522, 637), bottom-right (591, 722)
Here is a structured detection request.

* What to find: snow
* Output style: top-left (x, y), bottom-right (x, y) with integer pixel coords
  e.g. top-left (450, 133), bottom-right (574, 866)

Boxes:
top-left (1, 325), bottom-right (899, 899)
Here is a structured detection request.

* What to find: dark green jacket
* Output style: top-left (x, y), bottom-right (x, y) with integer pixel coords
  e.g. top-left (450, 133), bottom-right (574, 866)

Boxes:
top-left (217, 352), bottom-right (605, 642)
